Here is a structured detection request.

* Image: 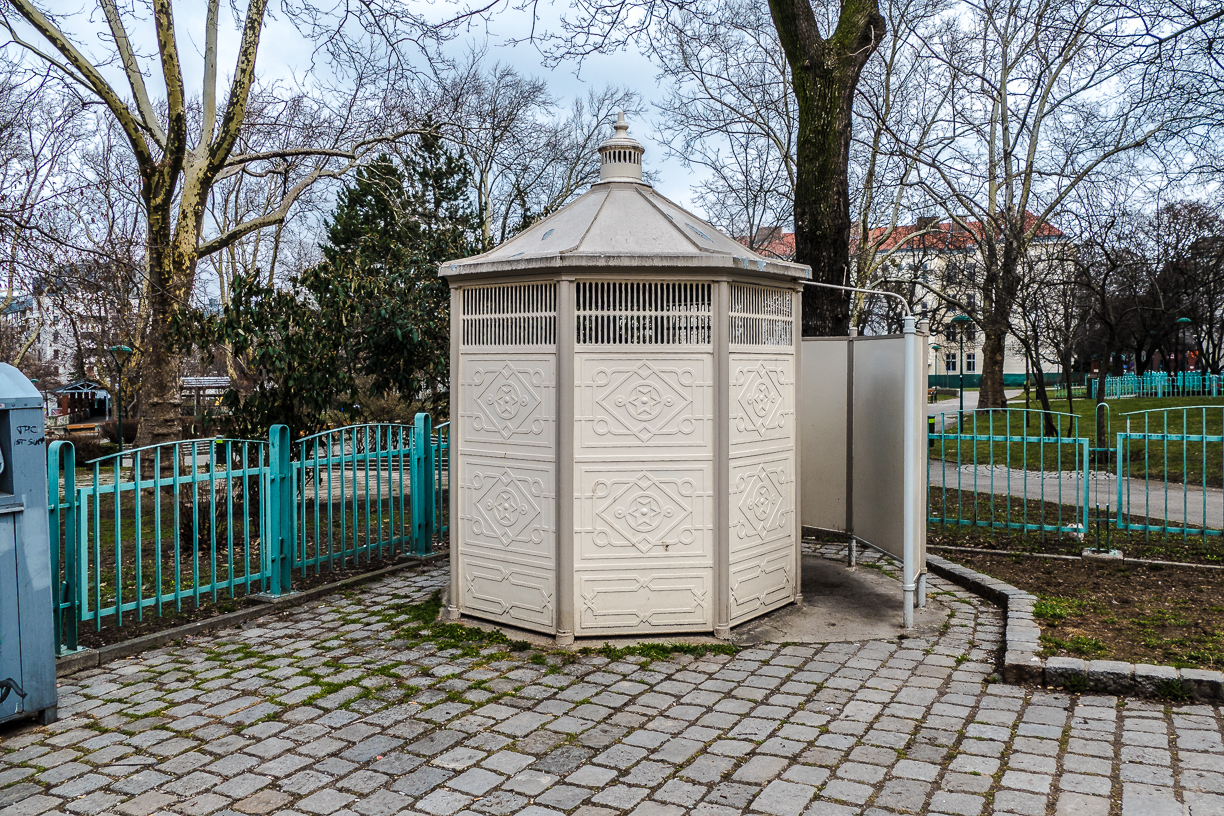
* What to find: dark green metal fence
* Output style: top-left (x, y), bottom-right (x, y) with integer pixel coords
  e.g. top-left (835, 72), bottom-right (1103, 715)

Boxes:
top-left (49, 415), bottom-right (448, 654)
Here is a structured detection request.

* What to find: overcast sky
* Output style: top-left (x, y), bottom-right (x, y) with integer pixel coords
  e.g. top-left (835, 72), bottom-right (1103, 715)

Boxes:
top-left (35, 0), bottom-right (704, 212)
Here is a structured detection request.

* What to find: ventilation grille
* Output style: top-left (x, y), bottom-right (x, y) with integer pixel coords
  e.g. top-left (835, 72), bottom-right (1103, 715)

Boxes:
top-left (730, 283), bottom-right (793, 347)
top-left (576, 281), bottom-right (711, 345)
top-left (461, 283), bottom-right (556, 346)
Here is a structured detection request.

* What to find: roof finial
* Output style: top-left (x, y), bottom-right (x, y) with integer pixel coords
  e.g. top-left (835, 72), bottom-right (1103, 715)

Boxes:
top-left (597, 111), bottom-right (646, 185)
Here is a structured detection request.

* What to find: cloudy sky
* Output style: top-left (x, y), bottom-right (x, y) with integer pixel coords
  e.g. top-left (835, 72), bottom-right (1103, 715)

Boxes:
top-left (31, 0), bottom-right (703, 211)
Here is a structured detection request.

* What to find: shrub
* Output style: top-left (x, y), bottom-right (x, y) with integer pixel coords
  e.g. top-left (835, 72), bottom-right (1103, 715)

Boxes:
top-left (98, 419), bottom-right (139, 444)
top-left (71, 435), bottom-right (119, 464)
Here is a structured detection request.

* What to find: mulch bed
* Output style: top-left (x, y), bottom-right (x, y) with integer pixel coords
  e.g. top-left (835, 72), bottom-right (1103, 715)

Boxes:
top-left (941, 550), bottom-right (1224, 671)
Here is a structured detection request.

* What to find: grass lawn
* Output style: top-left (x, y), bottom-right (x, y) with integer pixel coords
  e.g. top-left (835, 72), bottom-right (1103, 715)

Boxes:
top-left (942, 550), bottom-right (1224, 672)
top-left (932, 395), bottom-right (1224, 486)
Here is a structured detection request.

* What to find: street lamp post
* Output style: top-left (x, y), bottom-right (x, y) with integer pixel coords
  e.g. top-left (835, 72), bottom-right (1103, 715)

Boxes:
top-left (109, 345), bottom-right (133, 455)
top-left (951, 314), bottom-right (972, 414)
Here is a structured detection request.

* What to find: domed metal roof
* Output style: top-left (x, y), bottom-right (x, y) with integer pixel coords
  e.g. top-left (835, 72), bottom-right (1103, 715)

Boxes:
top-left (441, 115), bottom-right (811, 281)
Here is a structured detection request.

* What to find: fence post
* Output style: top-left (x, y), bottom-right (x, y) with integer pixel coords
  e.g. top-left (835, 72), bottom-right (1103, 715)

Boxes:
top-left (47, 440), bottom-right (78, 654)
top-left (1081, 439), bottom-right (1090, 539)
top-left (412, 413), bottom-right (436, 556)
top-left (267, 425), bottom-right (293, 595)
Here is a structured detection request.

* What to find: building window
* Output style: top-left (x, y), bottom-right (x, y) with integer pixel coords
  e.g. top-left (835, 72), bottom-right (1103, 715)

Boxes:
top-left (966, 352), bottom-right (976, 372)
top-left (945, 326), bottom-right (957, 342)
top-left (945, 352), bottom-right (957, 372)
top-left (965, 324), bottom-right (977, 342)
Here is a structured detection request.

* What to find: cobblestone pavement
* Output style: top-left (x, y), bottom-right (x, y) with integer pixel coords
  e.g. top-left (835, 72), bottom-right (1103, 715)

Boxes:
top-left (3, 553), bottom-right (1223, 816)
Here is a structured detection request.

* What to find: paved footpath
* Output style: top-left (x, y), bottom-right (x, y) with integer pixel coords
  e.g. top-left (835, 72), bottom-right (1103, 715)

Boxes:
top-left (2, 556), bottom-right (1223, 816)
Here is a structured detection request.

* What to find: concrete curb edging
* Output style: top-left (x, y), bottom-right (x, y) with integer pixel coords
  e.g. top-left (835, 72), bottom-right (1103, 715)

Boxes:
top-left (55, 552), bottom-right (447, 678)
top-left (926, 553), bottom-right (1224, 703)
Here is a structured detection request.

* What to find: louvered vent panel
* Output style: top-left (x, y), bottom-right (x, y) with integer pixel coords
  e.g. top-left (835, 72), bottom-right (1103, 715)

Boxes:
top-left (730, 283), bottom-right (793, 347)
top-left (461, 283), bottom-right (557, 346)
top-left (575, 281), bottom-right (712, 345)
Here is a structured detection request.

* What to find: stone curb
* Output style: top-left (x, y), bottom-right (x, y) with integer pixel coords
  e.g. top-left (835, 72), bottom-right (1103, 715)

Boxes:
top-left (929, 543), bottom-right (1224, 570)
top-left (926, 553), bottom-right (1224, 703)
top-left (55, 552), bottom-right (447, 678)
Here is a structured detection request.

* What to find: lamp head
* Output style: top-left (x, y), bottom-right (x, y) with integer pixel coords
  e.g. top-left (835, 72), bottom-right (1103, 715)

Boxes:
top-left (1177, 317), bottom-right (1192, 325)
top-left (951, 314), bottom-right (971, 323)
top-left (109, 344), bottom-right (133, 367)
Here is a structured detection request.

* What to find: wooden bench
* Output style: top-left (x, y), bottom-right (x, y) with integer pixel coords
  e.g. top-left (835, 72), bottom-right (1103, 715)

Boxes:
top-left (66, 423), bottom-right (98, 435)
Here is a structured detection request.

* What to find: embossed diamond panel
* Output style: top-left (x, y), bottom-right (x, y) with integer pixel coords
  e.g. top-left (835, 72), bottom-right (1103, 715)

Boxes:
top-left (729, 356), bottom-right (794, 447)
top-left (728, 353), bottom-right (797, 626)
top-left (728, 451), bottom-right (795, 624)
top-left (574, 465), bottom-right (713, 562)
top-left (574, 350), bottom-right (714, 635)
top-left (575, 355), bottom-right (713, 453)
top-left (458, 353), bottom-right (556, 632)
top-left (460, 356), bottom-right (556, 453)
top-left (462, 458), bottom-right (554, 561)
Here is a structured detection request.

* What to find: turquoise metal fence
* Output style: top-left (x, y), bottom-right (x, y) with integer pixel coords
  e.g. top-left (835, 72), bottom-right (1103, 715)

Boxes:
top-left (1115, 406), bottom-right (1224, 543)
top-left (48, 414), bottom-right (447, 654)
top-left (928, 408), bottom-right (1091, 535)
top-left (928, 402), bottom-right (1224, 559)
top-left (1079, 372), bottom-right (1223, 399)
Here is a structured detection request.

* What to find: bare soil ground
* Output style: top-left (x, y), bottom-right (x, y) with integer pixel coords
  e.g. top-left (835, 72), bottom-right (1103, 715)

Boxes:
top-left (943, 550), bottom-right (1224, 670)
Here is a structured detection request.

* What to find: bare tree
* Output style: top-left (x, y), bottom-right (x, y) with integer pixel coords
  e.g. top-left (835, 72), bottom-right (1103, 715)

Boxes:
top-left (0, 0), bottom-right (481, 445)
top-left (906, 0), bottom-right (1187, 409)
top-left (652, 0), bottom-right (796, 250)
top-left (550, 0), bottom-right (885, 335)
top-left (439, 54), bottom-right (639, 248)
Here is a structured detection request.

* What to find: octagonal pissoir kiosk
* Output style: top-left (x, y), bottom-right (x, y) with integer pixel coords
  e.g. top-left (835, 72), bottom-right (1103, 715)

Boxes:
top-left (441, 115), bottom-right (811, 642)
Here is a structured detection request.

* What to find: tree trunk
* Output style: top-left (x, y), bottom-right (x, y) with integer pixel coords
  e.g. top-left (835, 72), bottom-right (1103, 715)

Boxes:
top-left (767, 0), bottom-right (884, 337)
top-left (978, 329), bottom-right (1008, 409)
top-left (136, 197), bottom-right (199, 448)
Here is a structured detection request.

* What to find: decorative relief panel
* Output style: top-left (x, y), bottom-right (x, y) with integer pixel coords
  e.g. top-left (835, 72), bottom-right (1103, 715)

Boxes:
top-left (574, 465), bottom-right (713, 561)
top-left (461, 459), bottom-right (553, 561)
top-left (729, 454), bottom-right (794, 553)
top-left (458, 351), bottom-right (556, 633)
top-left (462, 554), bottom-right (554, 631)
top-left (576, 355), bottom-right (712, 451)
top-left (460, 356), bottom-right (555, 451)
top-left (729, 546), bottom-right (794, 625)
top-left (729, 356), bottom-right (794, 447)
top-left (576, 570), bottom-right (710, 633)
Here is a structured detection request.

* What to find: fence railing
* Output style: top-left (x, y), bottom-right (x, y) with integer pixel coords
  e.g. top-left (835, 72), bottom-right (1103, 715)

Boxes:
top-left (49, 414), bottom-right (448, 654)
top-left (1050, 372), bottom-right (1224, 400)
top-left (1115, 406), bottom-right (1224, 539)
top-left (930, 404), bottom-right (1224, 561)
top-left (928, 408), bottom-right (1089, 536)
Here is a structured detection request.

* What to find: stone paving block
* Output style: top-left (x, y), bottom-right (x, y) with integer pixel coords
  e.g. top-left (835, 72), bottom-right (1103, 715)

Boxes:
top-left (590, 785), bottom-right (649, 809)
top-left (1121, 783), bottom-right (1184, 816)
top-left (654, 779), bottom-right (705, 807)
top-left (993, 789), bottom-right (1048, 816)
top-left (536, 785), bottom-right (593, 809)
top-left (930, 789), bottom-right (988, 816)
top-left (116, 792), bottom-right (180, 816)
top-left (233, 790), bottom-right (292, 815)
top-left (413, 788), bottom-right (472, 816)
top-left (752, 780), bottom-right (816, 816)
